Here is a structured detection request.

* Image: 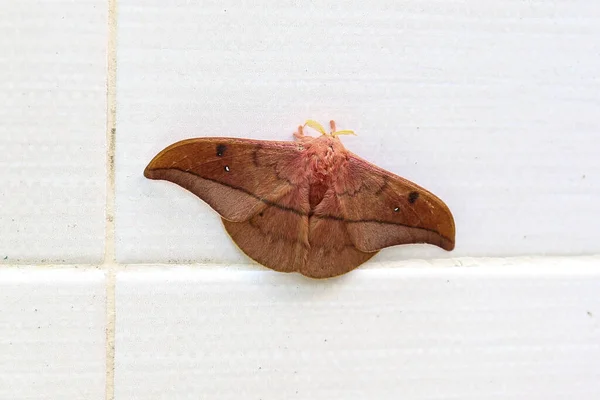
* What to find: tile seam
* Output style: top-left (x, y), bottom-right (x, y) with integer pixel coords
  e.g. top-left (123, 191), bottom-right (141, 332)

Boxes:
top-left (104, 267), bottom-right (116, 400)
top-left (105, 0), bottom-right (118, 399)
top-left (0, 254), bottom-right (599, 270)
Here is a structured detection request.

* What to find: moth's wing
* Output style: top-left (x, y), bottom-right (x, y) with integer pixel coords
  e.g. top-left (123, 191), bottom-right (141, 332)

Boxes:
top-left (144, 137), bottom-right (307, 222)
top-left (320, 153), bottom-right (455, 253)
top-left (303, 197), bottom-right (377, 278)
top-left (221, 188), bottom-right (310, 274)
top-left (265, 148), bottom-right (454, 278)
top-left (145, 137), bottom-right (312, 272)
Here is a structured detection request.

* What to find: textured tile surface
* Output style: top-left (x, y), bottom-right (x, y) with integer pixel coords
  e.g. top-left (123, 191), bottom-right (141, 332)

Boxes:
top-left (114, 258), bottom-right (600, 399)
top-left (116, 0), bottom-right (600, 264)
top-left (0, 269), bottom-right (106, 400)
top-left (0, 0), bottom-right (107, 263)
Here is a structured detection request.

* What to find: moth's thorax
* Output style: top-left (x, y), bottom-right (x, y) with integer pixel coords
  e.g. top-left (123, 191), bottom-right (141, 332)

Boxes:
top-left (301, 136), bottom-right (347, 177)
top-left (303, 135), bottom-right (349, 209)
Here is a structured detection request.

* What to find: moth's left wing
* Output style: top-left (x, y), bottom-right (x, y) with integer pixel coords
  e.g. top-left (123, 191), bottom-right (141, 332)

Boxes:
top-left (145, 137), bottom-right (313, 274)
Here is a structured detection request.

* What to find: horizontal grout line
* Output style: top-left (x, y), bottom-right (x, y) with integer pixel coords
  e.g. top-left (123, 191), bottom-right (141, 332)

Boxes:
top-left (0, 255), bottom-right (599, 271)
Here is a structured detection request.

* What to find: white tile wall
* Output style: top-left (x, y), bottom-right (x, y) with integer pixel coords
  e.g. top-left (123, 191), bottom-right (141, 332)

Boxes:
top-left (0, 0), bottom-right (108, 264)
top-left (0, 269), bottom-right (107, 400)
top-left (116, 0), bottom-right (600, 264)
top-left (114, 260), bottom-right (600, 400)
top-left (0, 0), bottom-right (599, 399)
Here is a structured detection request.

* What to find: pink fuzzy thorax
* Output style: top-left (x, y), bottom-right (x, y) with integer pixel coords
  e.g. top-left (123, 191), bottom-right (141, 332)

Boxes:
top-left (294, 133), bottom-right (350, 210)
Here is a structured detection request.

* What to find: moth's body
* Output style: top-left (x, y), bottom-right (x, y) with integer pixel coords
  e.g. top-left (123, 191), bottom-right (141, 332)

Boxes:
top-left (145, 120), bottom-right (455, 278)
top-left (298, 134), bottom-right (348, 210)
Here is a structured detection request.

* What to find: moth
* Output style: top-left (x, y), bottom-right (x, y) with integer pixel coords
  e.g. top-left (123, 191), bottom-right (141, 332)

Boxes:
top-left (144, 120), bottom-right (455, 278)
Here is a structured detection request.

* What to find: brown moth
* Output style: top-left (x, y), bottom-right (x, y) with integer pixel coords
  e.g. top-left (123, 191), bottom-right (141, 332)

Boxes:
top-left (145, 120), bottom-right (455, 278)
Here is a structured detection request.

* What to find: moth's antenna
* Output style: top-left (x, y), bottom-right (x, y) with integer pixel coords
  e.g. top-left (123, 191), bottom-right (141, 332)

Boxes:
top-left (330, 120), bottom-right (356, 136)
top-left (332, 130), bottom-right (357, 136)
top-left (303, 120), bottom-right (328, 135)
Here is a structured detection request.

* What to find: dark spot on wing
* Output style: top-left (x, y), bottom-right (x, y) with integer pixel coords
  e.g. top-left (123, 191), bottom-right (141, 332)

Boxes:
top-left (216, 144), bottom-right (226, 157)
top-left (408, 191), bottom-right (420, 204)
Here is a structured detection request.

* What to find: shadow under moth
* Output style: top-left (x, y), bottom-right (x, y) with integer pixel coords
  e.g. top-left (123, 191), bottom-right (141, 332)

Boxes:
top-left (144, 120), bottom-right (455, 278)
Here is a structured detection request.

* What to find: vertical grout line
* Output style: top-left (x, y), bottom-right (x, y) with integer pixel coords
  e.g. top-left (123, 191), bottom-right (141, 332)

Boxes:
top-left (105, 269), bottom-right (117, 400)
top-left (105, 0), bottom-right (118, 399)
top-left (105, 7), bottom-right (117, 266)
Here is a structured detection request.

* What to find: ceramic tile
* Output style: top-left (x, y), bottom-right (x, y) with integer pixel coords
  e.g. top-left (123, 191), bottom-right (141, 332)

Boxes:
top-left (114, 258), bottom-right (600, 399)
top-left (116, 0), bottom-right (600, 264)
top-left (0, 0), bottom-right (107, 263)
top-left (0, 268), bottom-right (106, 400)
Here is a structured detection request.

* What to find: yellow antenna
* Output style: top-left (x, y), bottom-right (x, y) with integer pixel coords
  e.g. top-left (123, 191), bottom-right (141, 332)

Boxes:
top-left (303, 120), bottom-right (328, 135)
top-left (329, 120), bottom-right (356, 136)
top-left (332, 129), bottom-right (356, 136)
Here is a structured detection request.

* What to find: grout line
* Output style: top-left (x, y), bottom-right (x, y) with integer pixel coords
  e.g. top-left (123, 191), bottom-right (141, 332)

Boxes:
top-left (105, 1), bottom-right (117, 267)
top-left (104, 268), bottom-right (117, 400)
top-left (0, 255), bottom-right (599, 271)
top-left (105, 0), bottom-right (118, 399)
